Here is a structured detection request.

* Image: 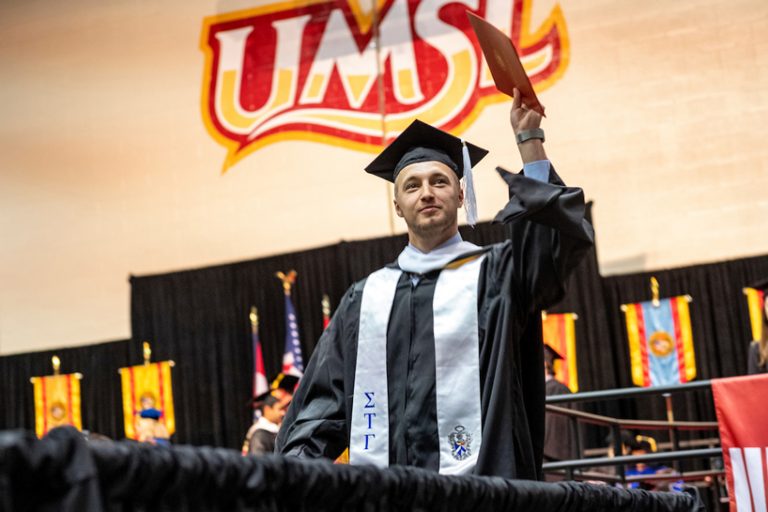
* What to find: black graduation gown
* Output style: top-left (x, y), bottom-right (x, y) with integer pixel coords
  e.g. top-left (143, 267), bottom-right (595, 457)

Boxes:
top-left (276, 166), bottom-right (594, 480)
top-left (249, 429), bottom-right (278, 456)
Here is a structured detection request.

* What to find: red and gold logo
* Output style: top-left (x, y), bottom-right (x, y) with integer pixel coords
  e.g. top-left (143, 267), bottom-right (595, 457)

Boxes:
top-left (200, 0), bottom-right (569, 171)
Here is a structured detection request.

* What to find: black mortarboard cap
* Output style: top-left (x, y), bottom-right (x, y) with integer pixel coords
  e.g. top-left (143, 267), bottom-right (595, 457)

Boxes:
top-left (543, 343), bottom-right (564, 366)
top-left (748, 278), bottom-right (768, 293)
top-left (270, 373), bottom-right (300, 394)
top-left (364, 120), bottom-right (488, 183)
top-left (252, 390), bottom-right (279, 408)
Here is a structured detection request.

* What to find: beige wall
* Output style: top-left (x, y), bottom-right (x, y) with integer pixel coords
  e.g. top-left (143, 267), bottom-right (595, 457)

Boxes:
top-left (1, 0), bottom-right (767, 354)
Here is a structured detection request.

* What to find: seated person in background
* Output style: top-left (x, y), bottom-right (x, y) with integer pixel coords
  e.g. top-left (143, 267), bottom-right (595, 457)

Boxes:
top-left (135, 408), bottom-right (171, 447)
top-left (626, 435), bottom-right (681, 492)
top-left (748, 293), bottom-right (768, 374)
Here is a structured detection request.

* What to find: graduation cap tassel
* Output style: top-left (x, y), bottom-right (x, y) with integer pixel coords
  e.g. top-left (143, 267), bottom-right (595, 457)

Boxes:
top-left (461, 140), bottom-right (478, 227)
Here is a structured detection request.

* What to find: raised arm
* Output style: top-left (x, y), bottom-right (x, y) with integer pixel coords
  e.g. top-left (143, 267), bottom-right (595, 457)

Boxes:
top-left (510, 87), bottom-right (548, 165)
top-left (491, 89), bottom-right (594, 311)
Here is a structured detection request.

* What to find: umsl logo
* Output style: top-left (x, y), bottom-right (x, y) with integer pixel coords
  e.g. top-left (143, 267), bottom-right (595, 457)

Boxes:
top-left (200, 0), bottom-right (569, 171)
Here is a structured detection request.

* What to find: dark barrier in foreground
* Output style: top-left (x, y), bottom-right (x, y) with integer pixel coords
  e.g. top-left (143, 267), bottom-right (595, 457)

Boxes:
top-left (1, 428), bottom-right (702, 512)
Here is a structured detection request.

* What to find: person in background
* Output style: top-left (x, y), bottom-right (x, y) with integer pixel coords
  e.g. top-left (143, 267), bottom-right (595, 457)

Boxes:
top-left (135, 408), bottom-right (171, 447)
top-left (243, 374), bottom-right (298, 455)
top-left (245, 390), bottom-right (290, 455)
top-left (543, 344), bottom-right (577, 470)
top-left (625, 435), bottom-right (681, 492)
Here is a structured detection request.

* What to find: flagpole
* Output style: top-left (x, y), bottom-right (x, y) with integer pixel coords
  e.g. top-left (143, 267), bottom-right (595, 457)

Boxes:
top-left (143, 341), bottom-right (152, 365)
top-left (650, 277), bottom-right (660, 307)
top-left (322, 294), bottom-right (331, 329)
top-left (250, 306), bottom-right (258, 330)
top-left (663, 392), bottom-right (681, 473)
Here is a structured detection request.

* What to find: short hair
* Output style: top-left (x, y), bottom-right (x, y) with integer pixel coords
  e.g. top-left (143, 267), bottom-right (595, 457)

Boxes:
top-left (257, 393), bottom-right (280, 411)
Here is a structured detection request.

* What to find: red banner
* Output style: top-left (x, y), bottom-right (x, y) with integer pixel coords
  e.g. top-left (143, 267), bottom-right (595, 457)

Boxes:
top-left (712, 374), bottom-right (768, 511)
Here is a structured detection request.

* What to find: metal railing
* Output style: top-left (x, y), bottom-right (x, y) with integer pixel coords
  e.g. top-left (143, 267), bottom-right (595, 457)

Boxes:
top-left (542, 379), bottom-right (723, 498)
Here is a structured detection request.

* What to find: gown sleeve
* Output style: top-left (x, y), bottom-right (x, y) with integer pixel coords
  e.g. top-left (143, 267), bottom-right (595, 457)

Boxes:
top-left (492, 164), bottom-right (594, 311)
top-left (275, 286), bottom-right (356, 460)
top-left (483, 165), bottom-right (593, 480)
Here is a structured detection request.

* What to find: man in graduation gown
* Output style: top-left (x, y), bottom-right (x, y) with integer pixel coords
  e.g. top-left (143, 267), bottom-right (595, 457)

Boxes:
top-left (276, 89), bottom-right (594, 480)
top-left (244, 374), bottom-right (298, 455)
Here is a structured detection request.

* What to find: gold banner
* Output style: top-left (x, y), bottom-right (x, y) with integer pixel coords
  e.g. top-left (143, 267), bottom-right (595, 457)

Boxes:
top-left (119, 361), bottom-right (175, 440)
top-left (31, 373), bottom-right (82, 438)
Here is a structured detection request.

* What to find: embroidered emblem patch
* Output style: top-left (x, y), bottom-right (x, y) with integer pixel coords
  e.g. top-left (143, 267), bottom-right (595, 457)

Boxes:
top-left (448, 425), bottom-right (472, 461)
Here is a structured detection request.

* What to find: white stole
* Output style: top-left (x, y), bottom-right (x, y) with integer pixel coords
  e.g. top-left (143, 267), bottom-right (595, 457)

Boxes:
top-left (349, 254), bottom-right (485, 474)
top-left (349, 267), bottom-right (401, 466)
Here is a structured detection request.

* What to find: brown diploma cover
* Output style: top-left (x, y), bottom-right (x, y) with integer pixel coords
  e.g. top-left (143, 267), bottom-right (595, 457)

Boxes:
top-left (467, 11), bottom-right (546, 116)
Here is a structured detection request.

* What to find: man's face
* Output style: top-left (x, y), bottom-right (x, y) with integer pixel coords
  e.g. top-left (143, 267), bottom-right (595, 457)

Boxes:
top-left (393, 161), bottom-right (463, 237)
top-left (263, 396), bottom-right (290, 425)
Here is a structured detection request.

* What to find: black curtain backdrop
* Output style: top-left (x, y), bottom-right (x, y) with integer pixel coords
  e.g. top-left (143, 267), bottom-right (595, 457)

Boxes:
top-left (127, 222), bottom-right (515, 449)
top-left (599, 254), bottom-right (768, 432)
top-left (0, 339), bottom-right (133, 439)
top-left (2, 218), bottom-right (767, 454)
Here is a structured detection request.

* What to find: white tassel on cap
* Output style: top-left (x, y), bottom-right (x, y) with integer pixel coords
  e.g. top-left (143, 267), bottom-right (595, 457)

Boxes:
top-left (461, 140), bottom-right (478, 227)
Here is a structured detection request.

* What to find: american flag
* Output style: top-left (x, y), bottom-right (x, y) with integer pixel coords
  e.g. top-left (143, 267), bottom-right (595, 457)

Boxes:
top-left (282, 293), bottom-right (304, 377)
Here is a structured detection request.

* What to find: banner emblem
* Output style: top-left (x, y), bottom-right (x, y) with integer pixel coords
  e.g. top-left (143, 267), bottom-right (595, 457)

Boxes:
top-left (648, 331), bottom-right (674, 357)
top-left (200, 0), bottom-right (569, 170)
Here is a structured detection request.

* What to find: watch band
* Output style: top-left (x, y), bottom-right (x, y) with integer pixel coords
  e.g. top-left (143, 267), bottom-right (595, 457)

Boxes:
top-left (515, 128), bottom-right (545, 144)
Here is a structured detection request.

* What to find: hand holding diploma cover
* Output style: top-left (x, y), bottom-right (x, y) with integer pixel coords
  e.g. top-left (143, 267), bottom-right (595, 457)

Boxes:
top-left (467, 11), bottom-right (546, 116)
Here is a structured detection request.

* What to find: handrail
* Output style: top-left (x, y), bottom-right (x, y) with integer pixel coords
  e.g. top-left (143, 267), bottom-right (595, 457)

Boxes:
top-left (543, 448), bottom-right (723, 471)
top-left (552, 469), bottom-right (724, 484)
top-left (546, 404), bottom-right (719, 431)
top-left (546, 380), bottom-right (712, 405)
top-left (541, 379), bottom-right (723, 496)
top-left (584, 437), bottom-right (721, 457)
